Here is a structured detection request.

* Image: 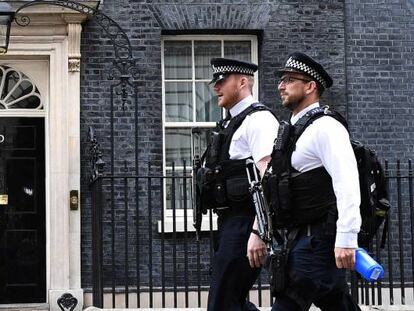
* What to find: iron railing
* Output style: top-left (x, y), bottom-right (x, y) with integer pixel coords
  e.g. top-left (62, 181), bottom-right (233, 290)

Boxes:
top-left (90, 160), bottom-right (414, 308)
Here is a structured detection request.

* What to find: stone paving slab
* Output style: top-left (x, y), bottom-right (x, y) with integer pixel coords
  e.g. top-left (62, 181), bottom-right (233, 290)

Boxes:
top-left (0, 303), bottom-right (49, 310)
top-left (84, 306), bottom-right (414, 311)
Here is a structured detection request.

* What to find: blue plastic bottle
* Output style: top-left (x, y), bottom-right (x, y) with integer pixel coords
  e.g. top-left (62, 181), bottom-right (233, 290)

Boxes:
top-left (355, 248), bottom-right (384, 282)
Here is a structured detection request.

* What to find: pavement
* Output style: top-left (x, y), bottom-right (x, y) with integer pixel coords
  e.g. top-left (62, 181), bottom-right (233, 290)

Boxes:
top-left (84, 306), bottom-right (414, 311)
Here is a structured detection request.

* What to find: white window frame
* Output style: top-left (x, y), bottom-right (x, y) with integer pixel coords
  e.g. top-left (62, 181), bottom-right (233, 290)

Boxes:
top-left (159, 35), bottom-right (258, 232)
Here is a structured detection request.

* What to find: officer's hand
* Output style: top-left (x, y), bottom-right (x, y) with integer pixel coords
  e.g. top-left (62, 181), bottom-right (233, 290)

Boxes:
top-left (247, 233), bottom-right (267, 268)
top-left (334, 247), bottom-right (356, 270)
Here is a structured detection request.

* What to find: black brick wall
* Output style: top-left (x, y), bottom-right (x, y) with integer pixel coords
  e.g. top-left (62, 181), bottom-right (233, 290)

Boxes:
top-left (344, 0), bottom-right (414, 287)
top-left (345, 0), bottom-right (414, 161)
top-left (80, 0), bottom-right (414, 290)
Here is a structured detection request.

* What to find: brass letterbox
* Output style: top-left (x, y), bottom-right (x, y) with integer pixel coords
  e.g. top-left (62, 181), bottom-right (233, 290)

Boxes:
top-left (70, 190), bottom-right (79, 210)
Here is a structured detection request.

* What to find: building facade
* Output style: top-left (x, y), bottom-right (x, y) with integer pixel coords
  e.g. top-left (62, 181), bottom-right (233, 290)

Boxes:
top-left (0, 0), bottom-right (413, 310)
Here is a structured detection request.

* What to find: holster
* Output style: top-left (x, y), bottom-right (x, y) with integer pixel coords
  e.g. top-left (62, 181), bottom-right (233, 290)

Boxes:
top-left (269, 249), bottom-right (288, 296)
top-left (196, 165), bottom-right (227, 210)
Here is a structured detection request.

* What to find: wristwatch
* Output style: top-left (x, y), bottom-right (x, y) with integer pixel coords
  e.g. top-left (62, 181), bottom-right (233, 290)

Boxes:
top-left (251, 229), bottom-right (261, 237)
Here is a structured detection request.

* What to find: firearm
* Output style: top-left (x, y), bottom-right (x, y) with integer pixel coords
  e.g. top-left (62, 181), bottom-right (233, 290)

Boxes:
top-left (246, 158), bottom-right (287, 295)
top-left (245, 159), bottom-right (279, 253)
top-left (192, 128), bottom-right (204, 241)
top-left (192, 153), bottom-right (202, 240)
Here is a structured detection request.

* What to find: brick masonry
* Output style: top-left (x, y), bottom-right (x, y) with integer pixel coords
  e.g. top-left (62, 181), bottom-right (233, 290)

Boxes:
top-left (345, 0), bottom-right (414, 161)
top-left (80, 0), bottom-right (414, 295)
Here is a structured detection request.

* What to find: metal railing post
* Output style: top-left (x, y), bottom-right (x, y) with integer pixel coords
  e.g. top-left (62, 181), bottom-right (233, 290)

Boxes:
top-left (91, 177), bottom-right (104, 307)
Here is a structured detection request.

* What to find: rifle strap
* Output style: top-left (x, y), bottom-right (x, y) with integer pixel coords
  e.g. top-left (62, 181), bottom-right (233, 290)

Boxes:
top-left (273, 229), bottom-right (285, 246)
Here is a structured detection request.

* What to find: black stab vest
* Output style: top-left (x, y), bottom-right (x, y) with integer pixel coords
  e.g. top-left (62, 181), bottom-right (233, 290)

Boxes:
top-left (264, 114), bottom-right (338, 227)
top-left (290, 167), bottom-right (337, 225)
top-left (203, 103), bottom-right (276, 209)
top-left (206, 102), bottom-right (274, 172)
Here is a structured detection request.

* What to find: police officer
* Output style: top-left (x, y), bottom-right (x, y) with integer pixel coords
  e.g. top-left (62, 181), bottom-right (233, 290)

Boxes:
top-left (204, 58), bottom-right (279, 311)
top-left (270, 52), bottom-right (362, 310)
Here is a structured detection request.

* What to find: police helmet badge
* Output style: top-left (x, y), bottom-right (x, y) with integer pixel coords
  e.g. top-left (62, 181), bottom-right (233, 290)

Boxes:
top-left (277, 52), bottom-right (333, 89)
top-left (209, 58), bottom-right (258, 85)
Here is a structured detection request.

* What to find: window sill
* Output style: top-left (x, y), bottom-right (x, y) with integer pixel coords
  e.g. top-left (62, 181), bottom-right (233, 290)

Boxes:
top-left (157, 215), bottom-right (218, 233)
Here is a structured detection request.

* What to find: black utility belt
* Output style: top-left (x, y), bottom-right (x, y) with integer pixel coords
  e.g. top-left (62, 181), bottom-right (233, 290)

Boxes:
top-left (196, 166), bottom-right (251, 211)
top-left (208, 175), bottom-right (252, 209)
top-left (215, 205), bottom-right (255, 218)
top-left (287, 220), bottom-right (334, 239)
top-left (298, 222), bottom-right (326, 237)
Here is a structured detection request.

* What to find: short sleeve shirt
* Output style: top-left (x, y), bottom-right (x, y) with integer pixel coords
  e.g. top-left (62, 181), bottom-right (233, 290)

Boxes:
top-left (227, 95), bottom-right (279, 164)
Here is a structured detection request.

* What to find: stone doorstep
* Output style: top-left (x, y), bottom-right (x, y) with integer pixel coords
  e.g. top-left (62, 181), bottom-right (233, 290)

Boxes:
top-left (84, 309), bottom-right (204, 311)
top-left (83, 306), bottom-right (414, 311)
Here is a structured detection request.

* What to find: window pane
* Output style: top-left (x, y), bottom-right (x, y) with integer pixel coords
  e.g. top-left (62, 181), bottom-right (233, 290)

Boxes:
top-left (166, 168), bottom-right (191, 210)
top-left (164, 41), bottom-right (192, 79)
top-left (165, 128), bottom-right (211, 211)
top-left (0, 66), bottom-right (43, 110)
top-left (196, 82), bottom-right (220, 122)
top-left (194, 41), bottom-right (221, 80)
top-left (165, 82), bottom-right (192, 122)
top-left (224, 41), bottom-right (251, 61)
top-left (165, 128), bottom-right (192, 166)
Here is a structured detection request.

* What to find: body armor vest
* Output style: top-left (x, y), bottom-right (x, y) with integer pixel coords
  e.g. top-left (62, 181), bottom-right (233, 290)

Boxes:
top-left (263, 120), bottom-right (337, 228)
top-left (199, 103), bottom-right (274, 211)
top-left (289, 167), bottom-right (337, 225)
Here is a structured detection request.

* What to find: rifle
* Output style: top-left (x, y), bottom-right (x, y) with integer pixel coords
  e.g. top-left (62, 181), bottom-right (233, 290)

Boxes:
top-left (246, 158), bottom-right (287, 295)
top-left (192, 154), bottom-right (202, 240)
top-left (192, 128), bottom-right (204, 241)
top-left (245, 159), bottom-right (280, 253)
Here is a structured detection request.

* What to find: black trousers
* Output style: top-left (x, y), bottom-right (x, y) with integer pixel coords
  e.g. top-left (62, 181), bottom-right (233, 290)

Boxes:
top-left (207, 215), bottom-right (260, 311)
top-left (272, 228), bottom-right (361, 311)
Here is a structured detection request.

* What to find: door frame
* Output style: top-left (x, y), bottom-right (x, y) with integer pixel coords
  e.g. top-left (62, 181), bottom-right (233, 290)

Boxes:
top-left (0, 2), bottom-right (99, 309)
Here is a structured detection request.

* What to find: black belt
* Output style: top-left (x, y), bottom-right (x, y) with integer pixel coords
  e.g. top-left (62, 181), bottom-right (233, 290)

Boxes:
top-left (299, 220), bottom-right (337, 237)
top-left (304, 222), bottom-right (325, 236)
top-left (285, 221), bottom-right (328, 250)
top-left (215, 205), bottom-right (255, 218)
top-left (287, 221), bottom-right (327, 239)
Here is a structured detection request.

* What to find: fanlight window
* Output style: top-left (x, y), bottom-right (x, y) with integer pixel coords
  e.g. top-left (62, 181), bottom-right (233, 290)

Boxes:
top-left (0, 65), bottom-right (43, 110)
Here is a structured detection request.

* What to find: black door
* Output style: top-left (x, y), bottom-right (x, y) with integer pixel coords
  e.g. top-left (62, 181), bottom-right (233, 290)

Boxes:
top-left (0, 117), bottom-right (45, 303)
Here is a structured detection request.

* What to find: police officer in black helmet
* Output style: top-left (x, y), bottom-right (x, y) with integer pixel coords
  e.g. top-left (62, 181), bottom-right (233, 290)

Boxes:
top-left (203, 58), bottom-right (279, 311)
top-left (269, 52), bottom-right (362, 310)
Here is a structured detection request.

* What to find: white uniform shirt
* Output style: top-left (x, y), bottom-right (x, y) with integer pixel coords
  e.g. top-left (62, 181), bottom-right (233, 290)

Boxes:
top-left (227, 95), bottom-right (279, 164)
top-left (290, 103), bottom-right (361, 248)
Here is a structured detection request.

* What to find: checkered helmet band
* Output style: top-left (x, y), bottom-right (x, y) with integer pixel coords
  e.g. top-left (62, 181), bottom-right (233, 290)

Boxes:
top-left (285, 57), bottom-right (327, 88)
top-left (212, 65), bottom-right (255, 76)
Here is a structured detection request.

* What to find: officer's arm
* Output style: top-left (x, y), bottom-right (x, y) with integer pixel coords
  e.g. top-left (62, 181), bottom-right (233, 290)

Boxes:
top-left (246, 111), bottom-right (279, 165)
top-left (256, 155), bottom-right (271, 177)
top-left (247, 156), bottom-right (270, 268)
top-left (251, 155), bottom-right (271, 232)
top-left (314, 118), bottom-right (361, 248)
top-left (313, 118), bottom-right (360, 269)
top-left (246, 112), bottom-right (278, 267)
